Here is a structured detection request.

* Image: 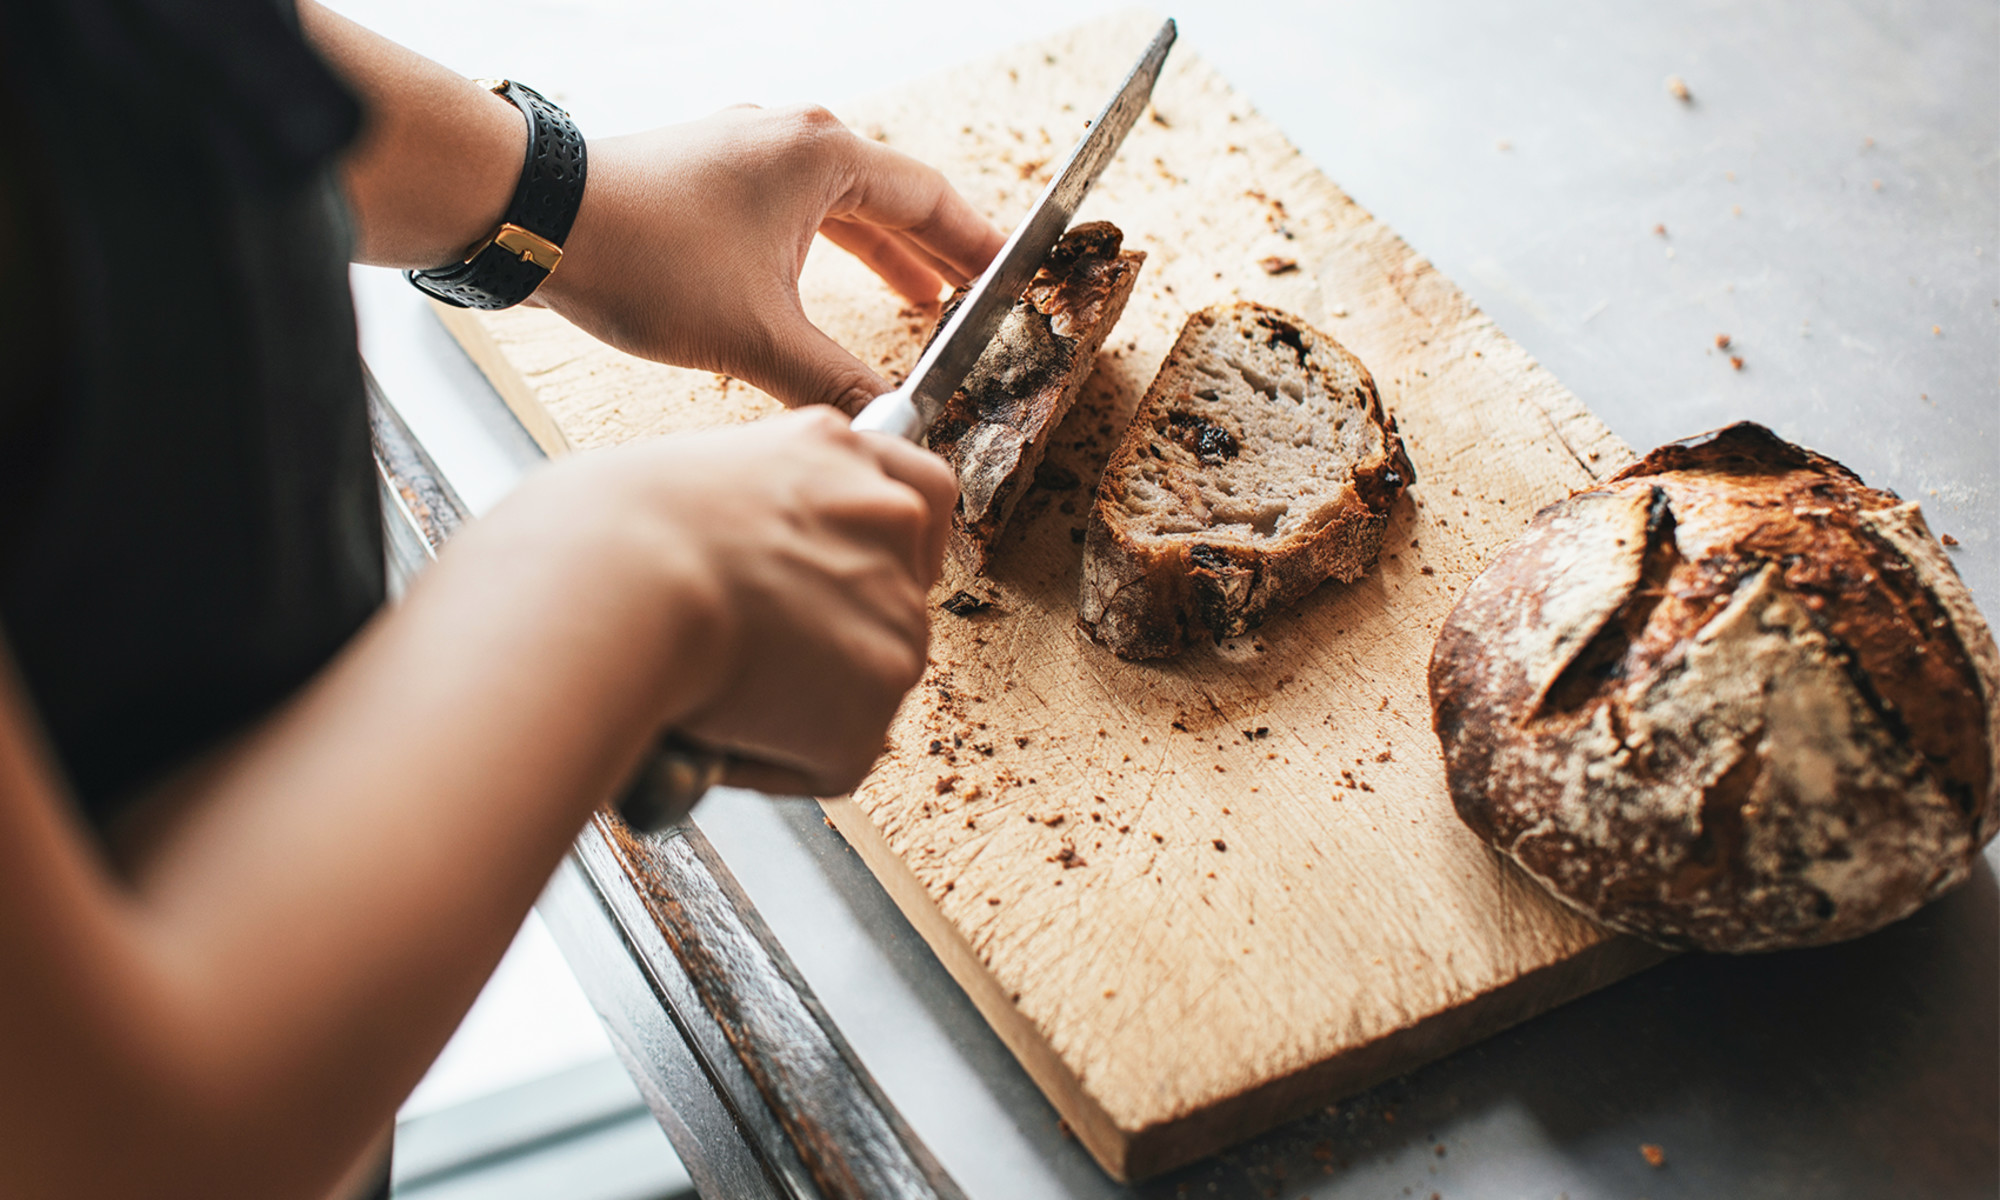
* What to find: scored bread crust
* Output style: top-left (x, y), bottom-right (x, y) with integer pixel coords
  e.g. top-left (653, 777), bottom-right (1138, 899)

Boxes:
top-left (1079, 302), bottom-right (1413, 660)
top-left (924, 221), bottom-right (1144, 572)
top-left (1428, 422), bottom-right (2000, 952)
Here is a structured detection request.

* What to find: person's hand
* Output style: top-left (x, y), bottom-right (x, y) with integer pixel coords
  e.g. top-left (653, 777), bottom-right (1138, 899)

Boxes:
top-left (449, 408), bottom-right (955, 795)
top-left (537, 104), bottom-right (1007, 413)
top-left (313, 6), bottom-right (1001, 410)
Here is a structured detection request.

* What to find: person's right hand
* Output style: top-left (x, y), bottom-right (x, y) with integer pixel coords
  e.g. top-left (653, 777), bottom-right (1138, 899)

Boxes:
top-left (446, 407), bottom-right (955, 797)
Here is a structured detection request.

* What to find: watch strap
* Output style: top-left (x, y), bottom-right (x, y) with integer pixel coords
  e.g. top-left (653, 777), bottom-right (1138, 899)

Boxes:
top-left (406, 80), bottom-right (586, 310)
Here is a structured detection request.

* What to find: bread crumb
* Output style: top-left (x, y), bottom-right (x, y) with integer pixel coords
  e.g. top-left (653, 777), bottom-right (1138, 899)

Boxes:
top-left (1259, 255), bottom-right (1299, 275)
top-left (1933, 324), bottom-right (1943, 336)
top-left (940, 590), bottom-right (993, 617)
top-left (1213, 838), bottom-right (1228, 851)
top-left (1641, 1143), bottom-right (1666, 1168)
top-left (935, 775), bottom-right (959, 794)
top-left (1729, 355), bottom-right (1745, 369)
top-left (1666, 74), bottom-right (1691, 102)
top-left (1496, 138), bottom-right (1512, 152)
top-left (1652, 223), bottom-right (1667, 236)
top-left (1715, 333), bottom-right (1731, 349)
top-left (1872, 178), bottom-right (1883, 190)
top-left (1942, 533), bottom-right (1960, 547)
top-left (987, 897), bottom-right (1001, 905)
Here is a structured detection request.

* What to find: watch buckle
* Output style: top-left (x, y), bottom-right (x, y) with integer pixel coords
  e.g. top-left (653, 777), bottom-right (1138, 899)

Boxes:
top-left (465, 222), bottom-right (563, 272)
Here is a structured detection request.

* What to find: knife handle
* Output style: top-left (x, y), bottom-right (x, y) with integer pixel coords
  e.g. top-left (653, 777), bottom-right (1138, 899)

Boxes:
top-left (616, 388), bottom-right (931, 829)
top-left (614, 732), bottom-right (731, 832)
top-left (849, 385), bottom-right (927, 442)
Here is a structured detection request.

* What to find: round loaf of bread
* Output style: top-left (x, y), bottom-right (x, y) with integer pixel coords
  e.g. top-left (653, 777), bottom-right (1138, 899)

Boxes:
top-left (1428, 422), bottom-right (1998, 952)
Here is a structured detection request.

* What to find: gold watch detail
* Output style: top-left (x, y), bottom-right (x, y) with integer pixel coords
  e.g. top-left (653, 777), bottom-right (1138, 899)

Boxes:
top-left (464, 222), bottom-right (564, 273)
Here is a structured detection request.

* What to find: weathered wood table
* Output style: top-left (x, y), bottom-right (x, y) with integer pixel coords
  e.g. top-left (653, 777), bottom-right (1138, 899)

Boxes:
top-left (344, 1), bottom-right (1998, 1196)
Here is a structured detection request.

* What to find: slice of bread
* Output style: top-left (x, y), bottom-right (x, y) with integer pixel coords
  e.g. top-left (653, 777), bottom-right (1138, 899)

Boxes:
top-left (925, 221), bottom-right (1144, 572)
top-left (1079, 302), bottom-right (1414, 659)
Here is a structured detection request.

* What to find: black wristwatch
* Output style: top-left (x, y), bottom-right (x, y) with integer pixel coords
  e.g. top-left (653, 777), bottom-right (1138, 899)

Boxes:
top-left (406, 80), bottom-right (587, 310)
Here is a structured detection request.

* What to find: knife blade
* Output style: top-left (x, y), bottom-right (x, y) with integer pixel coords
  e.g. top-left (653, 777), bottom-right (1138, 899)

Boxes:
top-left (850, 16), bottom-right (1178, 441)
top-left (620, 19), bottom-right (1178, 831)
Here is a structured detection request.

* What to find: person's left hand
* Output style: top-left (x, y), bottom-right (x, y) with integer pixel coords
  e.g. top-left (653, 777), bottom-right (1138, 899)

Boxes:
top-left (536, 104), bottom-right (1007, 413)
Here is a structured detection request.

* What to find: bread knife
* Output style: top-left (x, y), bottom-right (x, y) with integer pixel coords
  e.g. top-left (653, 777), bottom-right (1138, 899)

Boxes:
top-left (618, 18), bottom-right (1178, 832)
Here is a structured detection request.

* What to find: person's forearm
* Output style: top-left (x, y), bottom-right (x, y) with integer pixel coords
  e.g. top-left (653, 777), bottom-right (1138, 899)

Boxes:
top-left (0, 501), bottom-right (705, 1199)
top-left (1, 398), bottom-right (950, 1198)
top-left (133, 514), bottom-right (707, 1192)
top-left (300, 0), bottom-right (525, 267)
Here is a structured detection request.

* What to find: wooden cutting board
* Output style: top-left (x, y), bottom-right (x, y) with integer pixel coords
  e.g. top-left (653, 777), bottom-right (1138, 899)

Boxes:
top-left (436, 12), bottom-right (1667, 1180)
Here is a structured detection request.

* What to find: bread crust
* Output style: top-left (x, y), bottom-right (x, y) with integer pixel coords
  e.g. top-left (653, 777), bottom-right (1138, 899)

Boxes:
top-left (1429, 422), bottom-right (1999, 952)
top-left (1079, 302), bottom-right (1412, 659)
top-left (924, 221), bottom-right (1143, 572)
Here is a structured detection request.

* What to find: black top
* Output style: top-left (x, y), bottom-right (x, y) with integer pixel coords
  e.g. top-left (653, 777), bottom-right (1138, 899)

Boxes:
top-left (0, 0), bottom-right (385, 827)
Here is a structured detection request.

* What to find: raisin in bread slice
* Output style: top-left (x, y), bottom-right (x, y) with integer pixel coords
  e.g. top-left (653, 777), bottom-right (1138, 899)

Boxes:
top-left (925, 221), bottom-right (1144, 572)
top-left (1079, 302), bottom-right (1414, 659)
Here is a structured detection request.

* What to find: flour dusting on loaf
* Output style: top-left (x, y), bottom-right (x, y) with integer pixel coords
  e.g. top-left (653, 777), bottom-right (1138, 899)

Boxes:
top-left (1429, 422), bottom-right (1999, 952)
